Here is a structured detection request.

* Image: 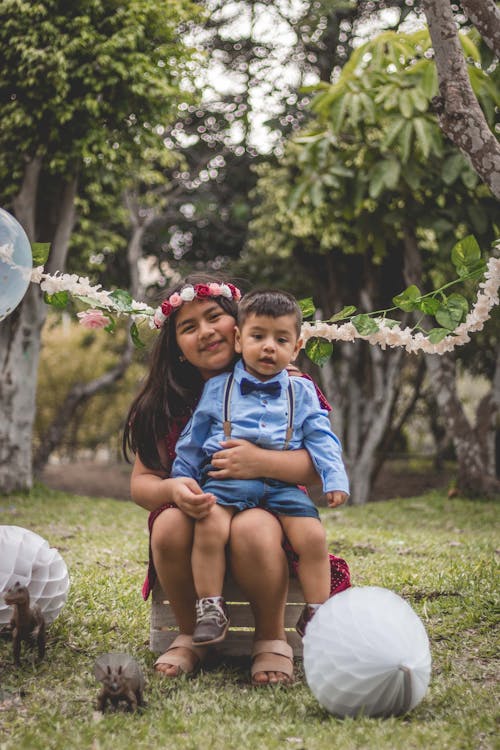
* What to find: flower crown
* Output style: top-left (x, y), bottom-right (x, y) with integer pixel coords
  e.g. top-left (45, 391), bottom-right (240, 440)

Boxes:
top-left (153, 282), bottom-right (242, 329)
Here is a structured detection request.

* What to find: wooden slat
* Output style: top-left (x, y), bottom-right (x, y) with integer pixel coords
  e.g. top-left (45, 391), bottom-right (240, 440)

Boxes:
top-left (150, 577), bottom-right (304, 657)
top-left (150, 627), bottom-right (303, 657)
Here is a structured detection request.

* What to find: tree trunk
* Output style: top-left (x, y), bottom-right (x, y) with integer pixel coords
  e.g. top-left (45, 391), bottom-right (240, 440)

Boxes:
top-left (319, 339), bottom-right (405, 505)
top-left (459, 0), bottom-right (500, 55)
top-left (0, 286), bottom-right (46, 492)
top-left (422, 0), bottom-right (500, 199)
top-left (0, 160), bottom-right (78, 493)
top-left (425, 354), bottom-right (500, 496)
top-left (32, 192), bottom-right (151, 475)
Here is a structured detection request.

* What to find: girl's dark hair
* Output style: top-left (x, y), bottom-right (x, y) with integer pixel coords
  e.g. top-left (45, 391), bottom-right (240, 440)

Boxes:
top-left (238, 289), bottom-right (303, 337)
top-left (123, 273), bottom-right (239, 471)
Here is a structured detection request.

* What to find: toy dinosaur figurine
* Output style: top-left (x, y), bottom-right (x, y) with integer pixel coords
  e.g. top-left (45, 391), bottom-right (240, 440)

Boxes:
top-left (3, 582), bottom-right (46, 666)
top-left (94, 653), bottom-right (145, 712)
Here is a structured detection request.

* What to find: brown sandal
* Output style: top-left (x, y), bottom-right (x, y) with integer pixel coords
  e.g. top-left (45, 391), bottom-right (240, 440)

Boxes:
top-left (154, 634), bottom-right (207, 677)
top-left (251, 639), bottom-right (294, 686)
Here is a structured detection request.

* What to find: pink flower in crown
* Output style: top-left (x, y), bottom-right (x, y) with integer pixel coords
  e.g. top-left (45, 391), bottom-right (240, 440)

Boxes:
top-left (161, 300), bottom-right (173, 316)
top-left (195, 283), bottom-right (211, 298)
top-left (208, 283), bottom-right (222, 296)
top-left (168, 293), bottom-right (183, 308)
top-left (227, 283), bottom-right (241, 301)
top-left (77, 309), bottom-right (110, 329)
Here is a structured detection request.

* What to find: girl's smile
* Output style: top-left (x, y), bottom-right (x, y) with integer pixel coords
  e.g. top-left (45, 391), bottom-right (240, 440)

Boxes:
top-left (175, 300), bottom-right (236, 379)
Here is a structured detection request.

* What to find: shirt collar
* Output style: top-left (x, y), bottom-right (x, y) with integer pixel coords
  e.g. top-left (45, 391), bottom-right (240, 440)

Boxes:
top-left (233, 358), bottom-right (289, 389)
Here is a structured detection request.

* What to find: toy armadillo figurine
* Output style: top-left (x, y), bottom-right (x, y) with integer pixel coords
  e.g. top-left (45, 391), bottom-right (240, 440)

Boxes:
top-left (94, 653), bottom-right (145, 712)
top-left (3, 582), bottom-right (46, 666)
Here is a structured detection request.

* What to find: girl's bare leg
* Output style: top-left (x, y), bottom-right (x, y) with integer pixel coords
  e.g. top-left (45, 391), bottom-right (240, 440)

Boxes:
top-left (230, 508), bottom-right (291, 684)
top-left (151, 508), bottom-right (197, 676)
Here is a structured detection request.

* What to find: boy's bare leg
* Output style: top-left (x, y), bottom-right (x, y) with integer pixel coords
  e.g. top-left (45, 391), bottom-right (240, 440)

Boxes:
top-left (278, 516), bottom-right (330, 604)
top-left (192, 504), bottom-right (235, 597)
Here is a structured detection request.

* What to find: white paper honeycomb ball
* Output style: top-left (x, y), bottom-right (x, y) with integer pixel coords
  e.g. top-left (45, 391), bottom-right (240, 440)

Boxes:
top-left (303, 586), bottom-right (431, 718)
top-left (0, 525), bottom-right (70, 624)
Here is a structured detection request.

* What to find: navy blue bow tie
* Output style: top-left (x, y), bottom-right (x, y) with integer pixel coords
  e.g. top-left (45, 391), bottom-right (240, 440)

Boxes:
top-left (240, 378), bottom-right (281, 398)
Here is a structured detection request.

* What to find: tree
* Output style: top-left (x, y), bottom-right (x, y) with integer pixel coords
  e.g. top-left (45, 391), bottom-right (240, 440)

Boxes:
top-left (422, 0), bottom-right (500, 199)
top-left (0, 0), bottom-right (201, 492)
top-left (246, 27), bottom-right (499, 502)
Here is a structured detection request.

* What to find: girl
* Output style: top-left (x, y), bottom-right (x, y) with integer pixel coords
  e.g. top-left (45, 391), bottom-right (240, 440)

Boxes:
top-left (123, 274), bottom-right (349, 685)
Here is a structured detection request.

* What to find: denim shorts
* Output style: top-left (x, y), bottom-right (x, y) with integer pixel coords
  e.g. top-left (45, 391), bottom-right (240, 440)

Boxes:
top-left (201, 466), bottom-right (319, 519)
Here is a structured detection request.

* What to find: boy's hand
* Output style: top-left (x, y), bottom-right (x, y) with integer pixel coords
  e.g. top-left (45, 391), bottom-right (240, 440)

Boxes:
top-left (325, 490), bottom-right (349, 508)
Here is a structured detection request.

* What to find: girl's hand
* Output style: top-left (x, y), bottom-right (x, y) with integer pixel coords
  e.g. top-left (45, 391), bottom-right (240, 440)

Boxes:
top-left (170, 477), bottom-right (216, 519)
top-left (209, 439), bottom-right (265, 479)
top-left (325, 490), bottom-right (349, 508)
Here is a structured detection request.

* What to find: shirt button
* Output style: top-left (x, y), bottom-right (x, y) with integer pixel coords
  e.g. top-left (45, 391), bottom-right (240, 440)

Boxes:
top-left (262, 399), bottom-right (268, 405)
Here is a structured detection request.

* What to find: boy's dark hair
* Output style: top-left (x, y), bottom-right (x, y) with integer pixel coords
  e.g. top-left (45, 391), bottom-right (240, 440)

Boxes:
top-left (238, 289), bottom-right (303, 337)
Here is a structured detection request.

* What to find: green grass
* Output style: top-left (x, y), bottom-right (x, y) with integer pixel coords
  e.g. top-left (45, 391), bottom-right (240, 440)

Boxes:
top-left (0, 486), bottom-right (498, 750)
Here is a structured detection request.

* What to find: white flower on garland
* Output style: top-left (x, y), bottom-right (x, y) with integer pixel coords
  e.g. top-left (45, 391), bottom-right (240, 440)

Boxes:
top-left (26, 252), bottom-right (500, 356)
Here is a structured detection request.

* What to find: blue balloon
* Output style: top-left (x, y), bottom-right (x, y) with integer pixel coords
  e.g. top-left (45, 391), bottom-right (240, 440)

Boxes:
top-left (0, 208), bottom-right (33, 322)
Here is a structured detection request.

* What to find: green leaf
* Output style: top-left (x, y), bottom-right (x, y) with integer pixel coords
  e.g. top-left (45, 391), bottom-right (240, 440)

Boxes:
top-left (109, 289), bottom-right (134, 311)
top-left (427, 327), bottom-right (450, 343)
top-left (288, 181), bottom-right (309, 210)
top-left (130, 321), bottom-right (145, 348)
top-left (298, 297), bottom-right (316, 320)
top-left (399, 89), bottom-right (414, 118)
top-left (329, 305), bottom-right (357, 322)
top-left (384, 159), bottom-right (401, 190)
top-left (413, 117), bottom-right (431, 158)
top-left (451, 235), bottom-right (481, 272)
top-left (352, 314), bottom-right (379, 335)
top-left (381, 318), bottom-right (401, 329)
top-left (399, 120), bottom-right (414, 164)
top-left (381, 117), bottom-right (405, 149)
top-left (435, 293), bottom-right (469, 330)
top-left (392, 285), bottom-right (421, 312)
top-left (368, 162), bottom-right (386, 199)
top-left (420, 61), bottom-right (438, 99)
top-left (419, 297), bottom-right (441, 316)
top-left (104, 316), bottom-right (116, 334)
top-left (305, 337), bottom-right (333, 366)
top-left (442, 153), bottom-right (465, 186)
top-left (43, 291), bottom-right (69, 310)
top-left (31, 242), bottom-right (50, 266)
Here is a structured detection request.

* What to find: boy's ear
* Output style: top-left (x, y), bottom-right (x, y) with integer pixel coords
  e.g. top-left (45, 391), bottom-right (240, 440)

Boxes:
top-left (291, 337), bottom-right (303, 362)
top-left (234, 326), bottom-right (243, 354)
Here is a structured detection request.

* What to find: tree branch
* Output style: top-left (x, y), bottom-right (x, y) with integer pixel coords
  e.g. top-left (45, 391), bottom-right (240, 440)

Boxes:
top-left (422, 0), bottom-right (500, 199)
top-left (460, 0), bottom-right (500, 56)
top-left (12, 156), bottom-right (43, 242)
top-left (47, 176), bottom-right (79, 274)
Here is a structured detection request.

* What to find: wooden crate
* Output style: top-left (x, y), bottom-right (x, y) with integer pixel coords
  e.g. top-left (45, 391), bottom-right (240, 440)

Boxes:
top-left (150, 576), bottom-right (304, 657)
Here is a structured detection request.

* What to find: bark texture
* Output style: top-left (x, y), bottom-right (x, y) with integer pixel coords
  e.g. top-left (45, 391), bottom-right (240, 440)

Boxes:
top-left (425, 354), bottom-right (500, 495)
top-left (460, 0), bottom-right (500, 55)
top-left (422, 0), bottom-right (500, 199)
top-left (0, 160), bottom-right (79, 492)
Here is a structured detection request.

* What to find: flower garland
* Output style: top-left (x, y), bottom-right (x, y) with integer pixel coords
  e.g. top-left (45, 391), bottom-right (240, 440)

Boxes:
top-left (23, 253), bottom-right (500, 353)
top-left (300, 255), bottom-right (500, 355)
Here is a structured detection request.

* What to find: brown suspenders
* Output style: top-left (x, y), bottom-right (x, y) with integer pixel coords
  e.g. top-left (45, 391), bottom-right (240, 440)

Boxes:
top-left (222, 372), bottom-right (295, 449)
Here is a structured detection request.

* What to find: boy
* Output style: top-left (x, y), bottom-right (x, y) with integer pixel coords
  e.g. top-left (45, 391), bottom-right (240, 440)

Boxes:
top-left (172, 290), bottom-right (349, 645)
